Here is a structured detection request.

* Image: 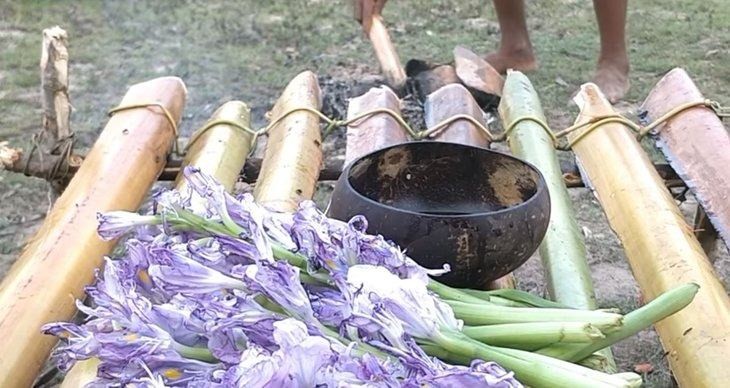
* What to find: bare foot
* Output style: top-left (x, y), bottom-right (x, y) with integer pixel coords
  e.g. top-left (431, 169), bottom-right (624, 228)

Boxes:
top-left (484, 46), bottom-right (538, 74)
top-left (592, 59), bottom-right (630, 103)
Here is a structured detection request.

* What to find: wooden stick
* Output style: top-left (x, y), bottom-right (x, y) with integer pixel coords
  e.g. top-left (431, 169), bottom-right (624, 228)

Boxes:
top-left (570, 83), bottom-right (730, 387)
top-left (345, 86), bottom-right (407, 165)
top-left (0, 77), bottom-right (186, 388)
top-left (641, 68), bottom-right (730, 251)
top-left (253, 71), bottom-right (322, 212)
top-left (368, 16), bottom-right (407, 90)
top-left (499, 70), bottom-right (615, 370)
top-left (40, 26), bottom-right (72, 142)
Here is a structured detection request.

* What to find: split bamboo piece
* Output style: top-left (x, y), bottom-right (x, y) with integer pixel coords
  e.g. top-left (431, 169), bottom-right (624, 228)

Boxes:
top-left (368, 16), bottom-right (407, 90)
top-left (570, 83), bottom-right (730, 387)
top-left (424, 84), bottom-right (515, 289)
top-left (254, 71), bottom-right (322, 212)
top-left (0, 77), bottom-right (186, 388)
top-left (345, 85), bottom-right (407, 165)
top-left (499, 70), bottom-right (615, 370)
top-left (641, 68), bottom-right (730, 250)
top-left (59, 100), bottom-right (252, 387)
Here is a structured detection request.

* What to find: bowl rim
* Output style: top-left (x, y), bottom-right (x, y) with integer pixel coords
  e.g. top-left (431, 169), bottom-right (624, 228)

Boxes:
top-left (337, 140), bottom-right (550, 219)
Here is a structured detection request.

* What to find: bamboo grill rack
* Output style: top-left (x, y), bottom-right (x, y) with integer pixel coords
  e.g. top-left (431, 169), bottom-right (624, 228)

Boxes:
top-left (1, 33), bottom-right (729, 387)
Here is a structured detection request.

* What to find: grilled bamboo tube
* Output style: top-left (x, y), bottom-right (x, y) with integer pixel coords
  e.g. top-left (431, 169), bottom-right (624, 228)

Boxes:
top-left (254, 71), bottom-right (322, 212)
top-left (0, 77), bottom-right (186, 388)
top-left (345, 85), bottom-right (406, 165)
top-left (570, 83), bottom-right (730, 387)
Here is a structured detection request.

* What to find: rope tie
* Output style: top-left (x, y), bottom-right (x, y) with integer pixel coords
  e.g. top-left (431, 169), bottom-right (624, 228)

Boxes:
top-left (108, 102), bottom-right (180, 154)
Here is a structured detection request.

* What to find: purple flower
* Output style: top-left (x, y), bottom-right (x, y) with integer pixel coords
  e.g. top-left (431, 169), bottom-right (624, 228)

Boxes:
top-left (243, 261), bottom-right (314, 322)
top-left (147, 247), bottom-right (247, 294)
top-left (307, 285), bottom-right (352, 327)
top-left (347, 265), bottom-right (461, 339)
top-left (420, 360), bottom-right (522, 388)
top-left (97, 211), bottom-right (160, 241)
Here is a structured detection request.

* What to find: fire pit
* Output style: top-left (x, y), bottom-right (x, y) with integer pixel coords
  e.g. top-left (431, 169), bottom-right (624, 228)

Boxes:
top-left (328, 141), bottom-right (550, 289)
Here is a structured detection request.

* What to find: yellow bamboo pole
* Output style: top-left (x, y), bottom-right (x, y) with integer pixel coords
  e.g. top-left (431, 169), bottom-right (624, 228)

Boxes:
top-left (570, 83), bottom-right (730, 387)
top-left (59, 100), bottom-right (252, 387)
top-left (0, 77), bottom-right (186, 388)
top-left (254, 71), bottom-right (322, 212)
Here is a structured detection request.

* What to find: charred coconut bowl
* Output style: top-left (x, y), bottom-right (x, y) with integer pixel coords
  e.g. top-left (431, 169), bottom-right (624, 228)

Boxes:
top-left (328, 141), bottom-right (550, 289)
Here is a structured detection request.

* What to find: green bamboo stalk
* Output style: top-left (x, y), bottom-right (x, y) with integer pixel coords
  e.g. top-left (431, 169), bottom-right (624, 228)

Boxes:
top-left (498, 70), bottom-right (616, 369)
top-left (462, 322), bottom-right (604, 350)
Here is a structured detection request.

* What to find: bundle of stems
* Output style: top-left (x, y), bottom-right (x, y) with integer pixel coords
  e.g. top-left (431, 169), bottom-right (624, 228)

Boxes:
top-left (158, 207), bottom-right (698, 387)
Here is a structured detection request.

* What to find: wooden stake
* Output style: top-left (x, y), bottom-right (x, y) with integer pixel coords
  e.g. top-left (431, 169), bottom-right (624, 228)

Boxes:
top-left (425, 83), bottom-right (515, 289)
top-left (254, 71), bottom-right (322, 212)
top-left (345, 86), bottom-right (407, 165)
top-left (368, 16), bottom-right (407, 90)
top-left (641, 68), bottom-right (730, 251)
top-left (570, 83), bottom-right (730, 387)
top-left (0, 77), bottom-right (186, 388)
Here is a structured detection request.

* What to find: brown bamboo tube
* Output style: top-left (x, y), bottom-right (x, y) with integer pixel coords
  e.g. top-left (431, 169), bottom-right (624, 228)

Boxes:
top-left (253, 71), bottom-right (322, 212)
top-left (424, 84), bottom-right (515, 289)
top-left (570, 83), bottom-right (730, 387)
top-left (60, 100), bottom-right (250, 387)
top-left (0, 77), bottom-right (186, 388)
top-left (368, 16), bottom-right (407, 90)
top-left (641, 68), bottom-right (730, 250)
top-left (345, 86), bottom-right (407, 165)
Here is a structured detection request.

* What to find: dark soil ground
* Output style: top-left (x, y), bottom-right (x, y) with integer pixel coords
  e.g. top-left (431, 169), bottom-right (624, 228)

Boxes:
top-left (1, 1), bottom-right (728, 387)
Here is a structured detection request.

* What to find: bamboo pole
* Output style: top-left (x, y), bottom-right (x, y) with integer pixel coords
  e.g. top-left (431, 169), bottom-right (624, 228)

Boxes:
top-left (175, 101), bottom-right (253, 193)
top-left (368, 16), bottom-right (407, 90)
top-left (641, 68), bottom-right (730, 250)
top-left (499, 70), bottom-right (615, 370)
top-left (569, 83), bottom-right (730, 387)
top-left (59, 100), bottom-right (251, 387)
top-left (424, 83), bottom-right (515, 289)
top-left (345, 85), bottom-right (407, 165)
top-left (0, 77), bottom-right (186, 388)
top-left (253, 71), bottom-right (322, 212)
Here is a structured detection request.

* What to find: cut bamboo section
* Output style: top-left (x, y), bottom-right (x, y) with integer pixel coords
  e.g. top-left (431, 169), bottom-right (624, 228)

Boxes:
top-left (499, 70), bottom-right (597, 309)
top-left (641, 68), bottom-right (730, 250)
top-left (254, 71), bottom-right (322, 212)
top-left (425, 84), bottom-right (514, 289)
top-left (499, 70), bottom-right (615, 370)
top-left (454, 46), bottom-right (503, 98)
top-left (368, 16), bottom-right (407, 90)
top-left (570, 83), bottom-right (730, 387)
top-left (0, 77), bottom-right (186, 388)
top-left (424, 83), bottom-right (489, 146)
top-left (345, 86), bottom-right (407, 165)
top-left (175, 101), bottom-right (253, 193)
top-left (60, 100), bottom-right (252, 387)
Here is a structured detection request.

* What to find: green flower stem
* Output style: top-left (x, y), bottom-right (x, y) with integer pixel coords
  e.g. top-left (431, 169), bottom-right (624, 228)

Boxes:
top-left (429, 329), bottom-right (631, 388)
top-left (426, 279), bottom-right (489, 304)
top-left (462, 322), bottom-right (605, 350)
top-left (172, 341), bottom-right (217, 363)
top-left (465, 288), bottom-right (570, 309)
top-left (537, 283), bottom-right (699, 361)
top-left (446, 300), bottom-right (624, 328)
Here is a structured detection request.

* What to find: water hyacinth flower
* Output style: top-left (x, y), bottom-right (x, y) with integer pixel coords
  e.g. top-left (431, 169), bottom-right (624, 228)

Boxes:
top-left (97, 211), bottom-right (160, 241)
top-left (347, 265), bottom-right (462, 339)
top-left (147, 246), bottom-right (247, 294)
top-left (243, 261), bottom-right (315, 322)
